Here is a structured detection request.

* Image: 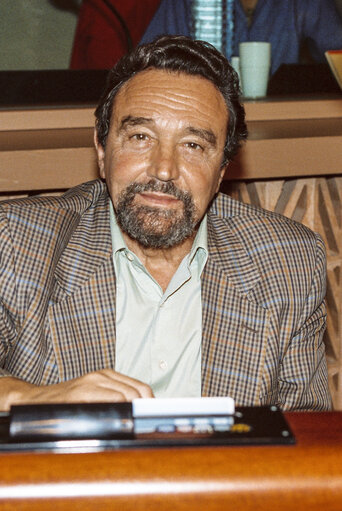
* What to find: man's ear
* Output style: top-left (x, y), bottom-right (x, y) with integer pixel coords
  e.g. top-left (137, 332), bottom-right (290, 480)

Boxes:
top-left (94, 129), bottom-right (106, 179)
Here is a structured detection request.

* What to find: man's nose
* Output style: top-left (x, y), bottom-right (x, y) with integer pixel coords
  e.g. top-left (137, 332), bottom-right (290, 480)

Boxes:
top-left (148, 144), bottom-right (179, 181)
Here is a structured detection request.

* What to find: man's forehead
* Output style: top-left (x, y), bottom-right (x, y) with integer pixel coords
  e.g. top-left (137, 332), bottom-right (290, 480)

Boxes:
top-left (111, 68), bottom-right (228, 126)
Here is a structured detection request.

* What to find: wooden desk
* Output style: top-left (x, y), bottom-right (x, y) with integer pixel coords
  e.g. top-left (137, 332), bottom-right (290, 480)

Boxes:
top-left (0, 412), bottom-right (341, 510)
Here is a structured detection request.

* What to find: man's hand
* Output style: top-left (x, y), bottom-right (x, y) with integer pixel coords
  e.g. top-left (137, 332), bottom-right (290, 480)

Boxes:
top-left (0, 370), bottom-right (154, 411)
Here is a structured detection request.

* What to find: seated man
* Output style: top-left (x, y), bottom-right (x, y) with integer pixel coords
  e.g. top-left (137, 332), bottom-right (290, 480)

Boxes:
top-left (0, 36), bottom-right (331, 411)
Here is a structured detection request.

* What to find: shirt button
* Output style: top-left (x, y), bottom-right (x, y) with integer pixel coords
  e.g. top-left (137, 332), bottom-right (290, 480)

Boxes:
top-left (126, 252), bottom-right (134, 261)
top-left (159, 360), bottom-right (168, 371)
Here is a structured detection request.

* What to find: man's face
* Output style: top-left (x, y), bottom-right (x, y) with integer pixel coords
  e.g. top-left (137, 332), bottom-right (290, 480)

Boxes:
top-left (96, 68), bottom-right (228, 248)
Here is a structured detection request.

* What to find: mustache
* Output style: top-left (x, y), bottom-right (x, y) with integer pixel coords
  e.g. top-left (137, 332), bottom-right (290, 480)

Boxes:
top-left (121, 180), bottom-right (192, 202)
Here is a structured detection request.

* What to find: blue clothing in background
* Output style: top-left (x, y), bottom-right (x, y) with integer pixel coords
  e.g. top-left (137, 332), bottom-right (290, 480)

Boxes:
top-left (140, 0), bottom-right (342, 74)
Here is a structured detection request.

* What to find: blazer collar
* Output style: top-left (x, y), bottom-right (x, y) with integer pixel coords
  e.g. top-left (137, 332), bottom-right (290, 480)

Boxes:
top-left (207, 195), bottom-right (262, 294)
top-left (53, 181), bottom-right (112, 300)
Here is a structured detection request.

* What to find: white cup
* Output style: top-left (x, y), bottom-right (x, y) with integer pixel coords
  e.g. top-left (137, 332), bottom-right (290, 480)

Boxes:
top-left (239, 42), bottom-right (271, 98)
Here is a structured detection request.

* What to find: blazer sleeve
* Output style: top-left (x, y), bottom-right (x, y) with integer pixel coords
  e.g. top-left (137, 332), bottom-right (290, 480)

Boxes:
top-left (278, 232), bottom-right (332, 411)
top-left (0, 206), bottom-right (19, 377)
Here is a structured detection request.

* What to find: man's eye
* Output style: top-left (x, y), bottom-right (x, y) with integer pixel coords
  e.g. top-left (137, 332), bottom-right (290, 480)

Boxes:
top-left (185, 141), bottom-right (203, 151)
top-left (131, 133), bottom-right (148, 141)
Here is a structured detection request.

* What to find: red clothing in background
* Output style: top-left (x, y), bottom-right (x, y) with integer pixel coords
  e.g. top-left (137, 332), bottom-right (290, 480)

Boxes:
top-left (70, 0), bottom-right (161, 69)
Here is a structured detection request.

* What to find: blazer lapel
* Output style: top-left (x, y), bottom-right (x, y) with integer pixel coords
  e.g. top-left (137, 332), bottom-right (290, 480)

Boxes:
top-left (48, 190), bottom-right (117, 381)
top-left (201, 205), bottom-right (270, 406)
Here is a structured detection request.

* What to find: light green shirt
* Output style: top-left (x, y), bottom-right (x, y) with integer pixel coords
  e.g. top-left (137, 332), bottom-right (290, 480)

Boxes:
top-left (109, 202), bottom-right (208, 398)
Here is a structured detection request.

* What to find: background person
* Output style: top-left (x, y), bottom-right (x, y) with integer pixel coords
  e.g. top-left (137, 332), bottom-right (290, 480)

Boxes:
top-left (140, 0), bottom-right (342, 75)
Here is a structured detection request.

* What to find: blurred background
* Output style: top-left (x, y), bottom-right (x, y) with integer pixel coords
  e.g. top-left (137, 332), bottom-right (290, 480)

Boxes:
top-left (1, 0), bottom-right (342, 71)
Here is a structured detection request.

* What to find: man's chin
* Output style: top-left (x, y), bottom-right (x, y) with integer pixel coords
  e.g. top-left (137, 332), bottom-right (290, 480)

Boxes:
top-left (118, 212), bottom-right (195, 249)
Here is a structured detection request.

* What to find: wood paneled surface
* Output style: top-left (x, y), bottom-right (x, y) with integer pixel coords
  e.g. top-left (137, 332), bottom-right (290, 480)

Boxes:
top-left (0, 412), bottom-right (341, 510)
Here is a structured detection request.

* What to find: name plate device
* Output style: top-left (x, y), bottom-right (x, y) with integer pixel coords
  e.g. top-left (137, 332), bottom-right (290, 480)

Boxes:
top-left (0, 398), bottom-right (295, 453)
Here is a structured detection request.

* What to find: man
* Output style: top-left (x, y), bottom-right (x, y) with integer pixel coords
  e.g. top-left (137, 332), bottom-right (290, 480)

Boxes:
top-left (140, 0), bottom-right (342, 75)
top-left (0, 36), bottom-right (331, 411)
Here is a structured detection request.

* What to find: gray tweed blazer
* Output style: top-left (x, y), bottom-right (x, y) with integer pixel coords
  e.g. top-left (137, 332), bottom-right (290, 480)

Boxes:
top-left (0, 179), bottom-right (331, 410)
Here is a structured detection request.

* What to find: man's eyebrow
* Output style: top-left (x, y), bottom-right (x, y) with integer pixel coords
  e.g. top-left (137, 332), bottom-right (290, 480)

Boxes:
top-left (185, 126), bottom-right (217, 147)
top-left (119, 115), bottom-right (153, 131)
top-left (118, 117), bottom-right (217, 147)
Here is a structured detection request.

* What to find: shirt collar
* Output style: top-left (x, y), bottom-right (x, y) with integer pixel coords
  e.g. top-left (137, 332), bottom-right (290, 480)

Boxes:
top-left (109, 200), bottom-right (127, 253)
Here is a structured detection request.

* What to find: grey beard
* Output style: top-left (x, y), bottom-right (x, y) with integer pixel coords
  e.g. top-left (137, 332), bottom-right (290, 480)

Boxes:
top-left (115, 180), bottom-right (196, 248)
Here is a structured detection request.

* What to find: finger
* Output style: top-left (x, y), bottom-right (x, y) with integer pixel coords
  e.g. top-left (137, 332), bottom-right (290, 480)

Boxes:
top-left (43, 378), bottom-right (142, 404)
top-left (98, 369), bottom-right (154, 398)
top-left (97, 379), bottom-right (146, 401)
